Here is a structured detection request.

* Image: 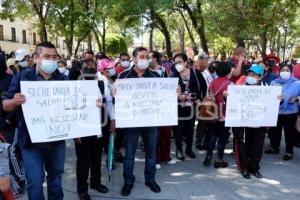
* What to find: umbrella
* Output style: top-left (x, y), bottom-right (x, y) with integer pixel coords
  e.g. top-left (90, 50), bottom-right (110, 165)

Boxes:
top-left (107, 132), bottom-right (115, 182)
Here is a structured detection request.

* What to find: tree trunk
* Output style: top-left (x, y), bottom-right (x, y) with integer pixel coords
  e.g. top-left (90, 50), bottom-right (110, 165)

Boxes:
top-left (149, 8), bottom-right (155, 52)
top-left (153, 12), bottom-right (172, 59)
top-left (177, 8), bottom-right (198, 54)
top-left (87, 32), bottom-right (92, 50)
top-left (236, 37), bottom-right (245, 48)
top-left (31, 1), bottom-right (49, 42)
top-left (93, 29), bottom-right (102, 52)
top-left (149, 28), bottom-right (154, 52)
top-left (36, 16), bottom-right (48, 42)
top-left (179, 25), bottom-right (185, 53)
top-left (66, 40), bottom-right (73, 56)
top-left (260, 31), bottom-right (268, 57)
top-left (180, 0), bottom-right (208, 54)
top-left (74, 41), bottom-right (81, 55)
top-left (276, 32), bottom-right (281, 56)
top-left (74, 31), bottom-right (90, 55)
top-left (101, 19), bottom-right (106, 54)
top-left (197, 26), bottom-right (208, 54)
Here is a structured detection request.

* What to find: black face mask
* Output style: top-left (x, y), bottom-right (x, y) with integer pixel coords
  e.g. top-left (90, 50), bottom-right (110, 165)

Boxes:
top-left (83, 68), bottom-right (97, 74)
top-left (82, 67), bottom-right (97, 80)
top-left (266, 60), bottom-right (276, 67)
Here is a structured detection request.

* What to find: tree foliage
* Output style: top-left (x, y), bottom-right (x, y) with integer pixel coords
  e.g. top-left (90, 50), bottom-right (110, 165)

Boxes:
top-left (105, 34), bottom-right (127, 56)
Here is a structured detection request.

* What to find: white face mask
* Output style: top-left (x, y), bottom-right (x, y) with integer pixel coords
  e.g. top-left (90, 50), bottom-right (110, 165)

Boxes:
top-left (175, 64), bottom-right (184, 73)
top-left (137, 59), bottom-right (149, 70)
top-left (120, 61), bottom-right (130, 68)
top-left (58, 67), bottom-right (66, 74)
top-left (19, 60), bottom-right (28, 68)
top-left (280, 71), bottom-right (291, 80)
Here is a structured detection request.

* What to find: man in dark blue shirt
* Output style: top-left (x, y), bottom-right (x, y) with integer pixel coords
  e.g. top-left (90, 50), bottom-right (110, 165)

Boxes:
top-left (2, 42), bottom-right (68, 200)
top-left (118, 47), bottom-right (161, 197)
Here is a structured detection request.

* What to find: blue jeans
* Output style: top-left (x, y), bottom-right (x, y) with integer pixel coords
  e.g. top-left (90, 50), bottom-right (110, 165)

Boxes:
top-left (123, 127), bottom-right (158, 184)
top-left (21, 141), bottom-right (66, 200)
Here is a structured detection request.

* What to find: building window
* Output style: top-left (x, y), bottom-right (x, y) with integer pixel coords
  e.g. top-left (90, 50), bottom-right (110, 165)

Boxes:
top-left (11, 27), bottom-right (16, 42)
top-left (0, 25), bottom-right (3, 40)
top-left (33, 33), bottom-right (36, 45)
top-left (22, 30), bottom-right (27, 43)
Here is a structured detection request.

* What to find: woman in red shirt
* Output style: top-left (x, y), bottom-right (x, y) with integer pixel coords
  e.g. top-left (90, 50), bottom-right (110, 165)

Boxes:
top-left (203, 62), bottom-right (233, 168)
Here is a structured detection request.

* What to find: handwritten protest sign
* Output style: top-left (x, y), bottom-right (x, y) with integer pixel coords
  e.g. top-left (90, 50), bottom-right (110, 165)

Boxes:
top-left (115, 78), bottom-right (179, 128)
top-left (225, 85), bottom-right (282, 127)
top-left (21, 80), bottom-right (101, 143)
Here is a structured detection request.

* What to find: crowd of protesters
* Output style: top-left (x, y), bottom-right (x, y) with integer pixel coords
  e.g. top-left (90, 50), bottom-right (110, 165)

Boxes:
top-left (0, 43), bottom-right (300, 200)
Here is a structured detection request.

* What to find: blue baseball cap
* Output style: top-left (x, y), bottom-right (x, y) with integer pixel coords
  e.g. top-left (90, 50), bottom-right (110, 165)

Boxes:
top-left (247, 64), bottom-right (265, 76)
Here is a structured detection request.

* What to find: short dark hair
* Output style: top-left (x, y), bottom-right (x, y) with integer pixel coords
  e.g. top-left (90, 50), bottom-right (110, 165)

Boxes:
top-left (120, 52), bottom-right (129, 58)
top-left (132, 47), bottom-right (148, 57)
top-left (35, 42), bottom-right (56, 56)
top-left (280, 63), bottom-right (293, 72)
top-left (151, 51), bottom-right (161, 65)
top-left (95, 52), bottom-right (108, 60)
top-left (216, 61), bottom-right (232, 77)
top-left (58, 60), bottom-right (67, 66)
top-left (208, 61), bottom-right (218, 73)
top-left (85, 49), bottom-right (94, 55)
top-left (173, 53), bottom-right (188, 62)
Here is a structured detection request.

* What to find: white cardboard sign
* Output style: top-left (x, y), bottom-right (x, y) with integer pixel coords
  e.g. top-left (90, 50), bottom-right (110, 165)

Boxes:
top-left (21, 80), bottom-right (102, 143)
top-left (225, 85), bottom-right (282, 127)
top-left (115, 78), bottom-right (179, 128)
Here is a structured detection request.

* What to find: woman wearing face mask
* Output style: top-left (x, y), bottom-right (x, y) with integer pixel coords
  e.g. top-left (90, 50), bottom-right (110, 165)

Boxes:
top-left (57, 60), bottom-right (69, 76)
top-left (15, 48), bottom-right (30, 73)
top-left (115, 52), bottom-right (131, 76)
top-left (203, 62), bottom-right (233, 168)
top-left (265, 65), bottom-right (300, 160)
top-left (171, 53), bottom-right (207, 161)
top-left (148, 51), bottom-right (176, 169)
top-left (233, 64), bottom-right (267, 179)
top-left (97, 58), bottom-right (116, 152)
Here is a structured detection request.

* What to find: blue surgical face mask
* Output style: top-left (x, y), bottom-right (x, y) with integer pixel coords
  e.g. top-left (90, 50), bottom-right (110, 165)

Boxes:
top-left (108, 68), bottom-right (116, 77)
top-left (245, 76), bottom-right (258, 85)
top-left (137, 59), bottom-right (149, 70)
top-left (19, 60), bottom-right (28, 68)
top-left (40, 60), bottom-right (58, 74)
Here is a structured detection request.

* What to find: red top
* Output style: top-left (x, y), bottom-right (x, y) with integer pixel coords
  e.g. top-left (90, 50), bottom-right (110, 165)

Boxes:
top-left (209, 77), bottom-right (231, 119)
top-left (115, 64), bottom-right (125, 76)
top-left (272, 65), bottom-right (280, 76)
top-left (230, 57), bottom-right (249, 83)
top-left (236, 75), bottom-right (246, 85)
top-left (293, 64), bottom-right (300, 80)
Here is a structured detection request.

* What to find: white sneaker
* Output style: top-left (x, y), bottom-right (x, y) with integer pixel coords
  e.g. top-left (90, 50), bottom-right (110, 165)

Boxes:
top-left (167, 159), bottom-right (176, 165)
top-left (156, 164), bottom-right (161, 169)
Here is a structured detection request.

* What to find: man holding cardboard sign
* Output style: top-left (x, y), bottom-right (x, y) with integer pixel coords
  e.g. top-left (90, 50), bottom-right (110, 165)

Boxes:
top-left (2, 42), bottom-right (68, 200)
top-left (117, 47), bottom-right (161, 196)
